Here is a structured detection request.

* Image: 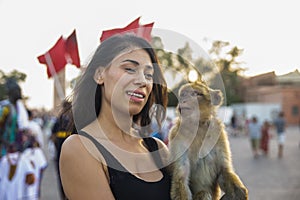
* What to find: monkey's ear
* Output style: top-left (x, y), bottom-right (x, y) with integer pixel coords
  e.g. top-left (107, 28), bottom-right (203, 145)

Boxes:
top-left (210, 89), bottom-right (223, 106)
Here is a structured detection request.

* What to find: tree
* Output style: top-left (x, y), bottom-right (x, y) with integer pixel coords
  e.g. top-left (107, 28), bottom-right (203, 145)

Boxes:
top-left (152, 36), bottom-right (217, 106)
top-left (209, 40), bottom-right (245, 105)
top-left (151, 38), bottom-right (201, 106)
top-left (0, 69), bottom-right (27, 101)
top-left (151, 36), bottom-right (245, 106)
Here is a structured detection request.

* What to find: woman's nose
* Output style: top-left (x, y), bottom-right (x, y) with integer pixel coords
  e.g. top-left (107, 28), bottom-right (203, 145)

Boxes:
top-left (133, 72), bottom-right (147, 86)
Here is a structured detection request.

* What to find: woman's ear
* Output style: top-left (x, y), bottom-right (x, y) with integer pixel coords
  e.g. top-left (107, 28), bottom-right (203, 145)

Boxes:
top-left (94, 67), bottom-right (105, 85)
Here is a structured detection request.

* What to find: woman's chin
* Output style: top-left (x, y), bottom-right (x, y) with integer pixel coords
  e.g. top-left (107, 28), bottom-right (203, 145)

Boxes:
top-left (130, 109), bottom-right (143, 116)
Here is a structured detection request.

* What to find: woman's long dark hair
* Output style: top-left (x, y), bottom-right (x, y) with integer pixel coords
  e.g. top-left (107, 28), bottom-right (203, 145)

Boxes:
top-left (63, 34), bottom-right (167, 135)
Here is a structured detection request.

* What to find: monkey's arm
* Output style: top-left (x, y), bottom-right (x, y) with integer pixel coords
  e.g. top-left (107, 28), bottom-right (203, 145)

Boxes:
top-left (218, 168), bottom-right (248, 200)
top-left (216, 134), bottom-right (248, 200)
top-left (168, 124), bottom-right (193, 200)
top-left (218, 146), bottom-right (248, 200)
top-left (169, 152), bottom-right (192, 200)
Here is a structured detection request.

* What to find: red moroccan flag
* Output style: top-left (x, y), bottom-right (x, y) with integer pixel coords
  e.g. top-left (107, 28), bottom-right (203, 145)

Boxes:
top-left (37, 36), bottom-right (67, 78)
top-left (100, 17), bottom-right (141, 42)
top-left (137, 22), bottom-right (154, 42)
top-left (38, 30), bottom-right (81, 78)
top-left (65, 29), bottom-right (80, 68)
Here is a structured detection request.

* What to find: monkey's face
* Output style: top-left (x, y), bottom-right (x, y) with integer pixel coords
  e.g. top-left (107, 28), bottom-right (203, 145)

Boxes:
top-left (178, 82), bottom-right (223, 120)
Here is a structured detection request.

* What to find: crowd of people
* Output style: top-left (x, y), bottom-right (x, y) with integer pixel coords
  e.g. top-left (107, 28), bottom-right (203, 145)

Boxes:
top-left (0, 79), bottom-right (60, 199)
top-left (247, 112), bottom-right (287, 159)
top-left (228, 111), bottom-right (287, 159)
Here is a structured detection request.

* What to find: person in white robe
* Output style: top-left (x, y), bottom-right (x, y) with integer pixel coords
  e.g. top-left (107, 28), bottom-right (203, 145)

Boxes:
top-left (26, 109), bottom-right (44, 148)
top-left (22, 137), bottom-right (48, 199)
top-left (0, 144), bottom-right (35, 200)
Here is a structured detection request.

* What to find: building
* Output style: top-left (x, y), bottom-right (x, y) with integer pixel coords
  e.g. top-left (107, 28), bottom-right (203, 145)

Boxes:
top-left (242, 70), bottom-right (300, 125)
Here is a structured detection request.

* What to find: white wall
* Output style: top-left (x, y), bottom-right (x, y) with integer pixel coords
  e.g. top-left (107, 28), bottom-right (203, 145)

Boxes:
top-left (231, 103), bottom-right (281, 124)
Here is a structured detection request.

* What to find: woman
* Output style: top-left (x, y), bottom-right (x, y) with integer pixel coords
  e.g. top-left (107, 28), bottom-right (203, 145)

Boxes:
top-left (59, 34), bottom-right (171, 199)
top-left (260, 120), bottom-right (271, 156)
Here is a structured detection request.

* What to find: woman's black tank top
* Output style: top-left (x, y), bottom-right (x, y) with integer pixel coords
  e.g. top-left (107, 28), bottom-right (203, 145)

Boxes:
top-left (79, 131), bottom-right (171, 200)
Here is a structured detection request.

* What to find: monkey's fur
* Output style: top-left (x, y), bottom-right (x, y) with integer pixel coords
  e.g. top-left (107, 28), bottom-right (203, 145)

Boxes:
top-left (168, 82), bottom-right (248, 200)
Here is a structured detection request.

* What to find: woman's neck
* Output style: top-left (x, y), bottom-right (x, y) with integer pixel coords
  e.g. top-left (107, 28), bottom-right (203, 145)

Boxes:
top-left (94, 106), bottom-right (139, 141)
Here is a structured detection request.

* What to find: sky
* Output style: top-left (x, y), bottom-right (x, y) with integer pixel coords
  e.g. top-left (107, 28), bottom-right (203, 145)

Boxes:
top-left (0, 0), bottom-right (299, 110)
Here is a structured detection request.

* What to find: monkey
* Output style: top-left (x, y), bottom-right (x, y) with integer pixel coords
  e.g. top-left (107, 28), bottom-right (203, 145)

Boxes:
top-left (168, 81), bottom-right (248, 200)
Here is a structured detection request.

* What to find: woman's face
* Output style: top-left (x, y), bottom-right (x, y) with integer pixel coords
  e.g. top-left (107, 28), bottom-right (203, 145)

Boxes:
top-left (99, 48), bottom-right (154, 116)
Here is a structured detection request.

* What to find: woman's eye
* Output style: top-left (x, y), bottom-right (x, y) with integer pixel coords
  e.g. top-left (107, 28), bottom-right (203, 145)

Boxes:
top-left (145, 73), bottom-right (153, 80)
top-left (125, 68), bottom-right (136, 73)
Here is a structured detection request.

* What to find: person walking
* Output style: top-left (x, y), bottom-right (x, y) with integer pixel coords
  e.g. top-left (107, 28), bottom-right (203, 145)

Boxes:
top-left (247, 116), bottom-right (262, 158)
top-left (23, 136), bottom-right (48, 199)
top-left (260, 120), bottom-right (271, 156)
top-left (230, 112), bottom-right (238, 136)
top-left (274, 112), bottom-right (286, 158)
top-left (0, 78), bottom-right (28, 157)
top-left (27, 109), bottom-right (45, 148)
top-left (298, 116), bottom-right (300, 149)
top-left (51, 100), bottom-right (73, 199)
top-left (0, 143), bottom-right (35, 199)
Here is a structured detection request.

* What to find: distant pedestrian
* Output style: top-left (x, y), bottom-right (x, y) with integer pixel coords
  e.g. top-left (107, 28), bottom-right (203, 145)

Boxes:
top-left (0, 78), bottom-right (28, 156)
top-left (27, 109), bottom-right (44, 148)
top-left (23, 136), bottom-right (48, 199)
top-left (247, 116), bottom-right (262, 158)
top-left (51, 100), bottom-right (74, 200)
top-left (274, 112), bottom-right (286, 158)
top-left (0, 143), bottom-right (35, 199)
top-left (230, 112), bottom-right (238, 136)
top-left (260, 121), bottom-right (271, 156)
top-left (298, 116), bottom-right (300, 149)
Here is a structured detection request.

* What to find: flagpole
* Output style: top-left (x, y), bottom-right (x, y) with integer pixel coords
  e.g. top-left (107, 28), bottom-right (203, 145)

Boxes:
top-left (44, 52), bottom-right (66, 108)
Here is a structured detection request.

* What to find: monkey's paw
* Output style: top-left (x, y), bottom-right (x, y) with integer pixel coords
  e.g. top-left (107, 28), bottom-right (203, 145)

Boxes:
top-left (220, 186), bottom-right (248, 200)
top-left (193, 191), bottom-right (212, 200)
top-left (170, 185), bottom-right (192, 200)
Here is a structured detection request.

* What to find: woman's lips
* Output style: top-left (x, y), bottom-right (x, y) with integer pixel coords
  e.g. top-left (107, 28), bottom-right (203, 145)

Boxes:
top-left (126, 90), bottom-right (145, 103)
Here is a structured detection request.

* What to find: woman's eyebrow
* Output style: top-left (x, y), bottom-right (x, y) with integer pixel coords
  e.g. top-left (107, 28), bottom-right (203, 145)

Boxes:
top-left (121, 59), bottom-right (139, 65)
top-left (121, 59), bottom-right (153, 70)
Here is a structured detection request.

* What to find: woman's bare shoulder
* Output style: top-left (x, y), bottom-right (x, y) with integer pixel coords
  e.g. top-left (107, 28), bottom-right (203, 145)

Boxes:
top-left (61, 134), bottom-right (102, 162)
top-left (61, 134), bottom-right (85, 156)
top-left (60, 134), bottom-right (115, 199)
